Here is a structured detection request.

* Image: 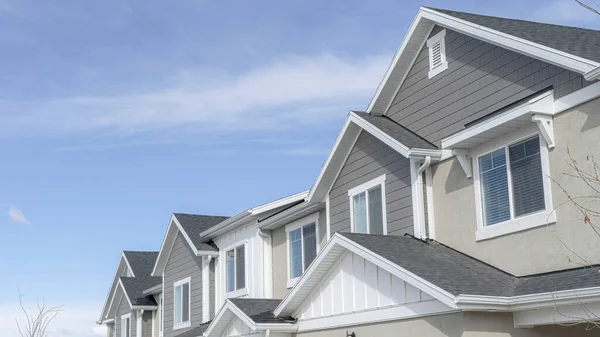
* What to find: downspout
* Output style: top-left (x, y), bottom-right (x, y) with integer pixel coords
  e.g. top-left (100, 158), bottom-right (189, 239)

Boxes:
top-left (257, 229), bottom-right (272, 298)
top-left (265, 329), bottom-right (271, 337)
top-left (417, 156), bottom-right (431, 239)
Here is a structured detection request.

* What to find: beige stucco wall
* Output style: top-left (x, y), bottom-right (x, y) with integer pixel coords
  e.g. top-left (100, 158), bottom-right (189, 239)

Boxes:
top-left (271, 208), bottom-right (327, 299)
top-left (432, 97), bottom-right (600, 276)
top-left (293, 312), bottom-right (591, 337)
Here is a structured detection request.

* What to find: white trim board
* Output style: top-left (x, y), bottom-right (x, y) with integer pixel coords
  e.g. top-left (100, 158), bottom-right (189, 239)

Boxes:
top-left (367, 7), bottom-right (600, 115)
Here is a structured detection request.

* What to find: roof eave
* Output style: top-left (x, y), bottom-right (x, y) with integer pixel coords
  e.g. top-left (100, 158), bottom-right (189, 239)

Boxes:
top-left (199, 210), bottom-right (254, 239)
top-left (368, 6), bottom-right (600, 116)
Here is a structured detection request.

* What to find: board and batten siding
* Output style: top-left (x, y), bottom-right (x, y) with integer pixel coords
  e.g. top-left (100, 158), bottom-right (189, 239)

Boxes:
top-left (329, 132), bottom-right (413, 236)
top-left (297, 250), bottom-right (438, 321)
top-left (387, 25), bottom-right (593, 145)
top-left (115, 294), bottom-right (136, 337)
top-left (164, 232), bottom-right (204, 337)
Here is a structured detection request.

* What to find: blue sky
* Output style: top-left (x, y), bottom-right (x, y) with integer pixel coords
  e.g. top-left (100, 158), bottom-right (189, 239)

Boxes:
top-left (0, 0), bottom-right (598, 336)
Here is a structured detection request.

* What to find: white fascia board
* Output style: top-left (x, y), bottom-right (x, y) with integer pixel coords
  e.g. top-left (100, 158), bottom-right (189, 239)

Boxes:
top-left (99, 318), bottom-right (115, 324)
top-left (142, 284), bottom-right (162, 296)
top-left (368, 6), bottom-right (599, 116)
top-left (250, 190), bottom-right (309, 215)
top-left (254, 323), bottom-right (298, 332)
top-left (441, 90), bottom-right (554, 149)
top-left (419, 8), bottom-right (599, 74)
top-left (366, 8), bottom-right (431, 114)
top-left (99, 255), bottom-right (126, 320)
top-left (257, 202), bottom-right (323, 230)
top-left (171, 215), bottom-right (203, 254)
top-left (554, 81), bottom-right (600, 114)
top-left (348, 111), bottom-right (410, 157)
top-left (131, 305), bottom-right (158, 310)
top-left (307, 116), bottom-right (358, 203)
top-left (121, 252), bottom-right (135, 277)
top-left (198, 210), bottom-right (253, 239)
top-left (514, 302), bottom-right (600, 327)
top-left (584, 65), bottom-right (600, 81)
top-left (117, 278), bottom-right (134, 309)
top-left (456, 286), bottom-right (600, 311)
top-left (274, 233), bottom-right (458, 317)
top-left (151, 218), bottom-right (179, 277)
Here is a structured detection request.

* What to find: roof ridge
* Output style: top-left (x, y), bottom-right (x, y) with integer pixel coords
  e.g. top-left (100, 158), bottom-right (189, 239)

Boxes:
top-left (424, 6), bottom-right (600, 33)
top-left (173, 212), bottom-right (229, 218)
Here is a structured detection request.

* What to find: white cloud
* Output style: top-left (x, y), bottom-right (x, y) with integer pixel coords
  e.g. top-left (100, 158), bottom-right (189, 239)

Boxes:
top-left (0, 300), bottom-right (104, 337)
top-left (532, 0), bottom-right (599, 24)
top-left (0, 54), bottom-right (389, 137)
top-left (8, 205), bottom-right (28, 224)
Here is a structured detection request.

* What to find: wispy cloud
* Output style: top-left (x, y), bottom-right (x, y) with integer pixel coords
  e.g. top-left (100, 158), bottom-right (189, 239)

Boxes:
top-left (0, 54), bottom-right (388, 138)
top-left (532, 0), bottom-right (599, 24)
top-left (8, 205), bottom-right (28, 224)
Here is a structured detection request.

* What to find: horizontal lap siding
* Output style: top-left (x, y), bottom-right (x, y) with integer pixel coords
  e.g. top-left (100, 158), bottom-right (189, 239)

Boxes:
top-left (387, 26), bottom-right (593, 145)
top-left (115, 295), bottom-right (135, 337)
top-left (329, 132), bottom-right (413, 236)
top-left (142, 310), bottom-right (153, 337)
top-left (164, 233), bottom-right (203, 337)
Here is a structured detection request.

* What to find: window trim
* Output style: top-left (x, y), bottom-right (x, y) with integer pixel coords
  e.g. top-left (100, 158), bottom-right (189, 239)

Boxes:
top-left (472, 125), bottom-right (556, 241)
top-left (173, 277), bottom-right (191, 330)
top-left (224, 241), bottom-right (247, 298)
top-left (348, 174), bottom-right (387, 235)
top-left (427, 29), bottom-right (448, 79)
top-left (285, 212), bottom-right (320, 288)
top-left (121, 313), bottom-right (131, 337)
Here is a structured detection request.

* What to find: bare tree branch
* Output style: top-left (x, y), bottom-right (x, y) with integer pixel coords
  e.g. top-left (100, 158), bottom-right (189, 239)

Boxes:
top-left (15, 289), bottom-right (62, 337)
top-left (575, 0), bottom-right (600, 15)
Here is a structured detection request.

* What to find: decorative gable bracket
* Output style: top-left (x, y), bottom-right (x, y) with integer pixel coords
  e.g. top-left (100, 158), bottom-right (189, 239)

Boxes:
top-left (531, 114), bottom-right (555, 149)
top-left (452, 149), bottom-right (472, 178)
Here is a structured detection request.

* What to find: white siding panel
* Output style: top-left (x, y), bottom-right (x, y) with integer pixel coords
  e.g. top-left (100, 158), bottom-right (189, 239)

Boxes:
top-left (365, 261), bottom-right (378, 310)
top-left (295, 251), bottom-right (446, 323)
top-left (377, 268), bottom-right (391, 307)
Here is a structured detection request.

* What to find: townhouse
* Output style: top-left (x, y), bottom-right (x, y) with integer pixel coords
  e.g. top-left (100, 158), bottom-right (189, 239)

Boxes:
top-left (100, 6), bottom-right (600, 337)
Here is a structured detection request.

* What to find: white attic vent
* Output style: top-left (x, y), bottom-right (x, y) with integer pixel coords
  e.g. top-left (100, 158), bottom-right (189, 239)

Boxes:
top-left (427, 29), bottom-right (448, 79)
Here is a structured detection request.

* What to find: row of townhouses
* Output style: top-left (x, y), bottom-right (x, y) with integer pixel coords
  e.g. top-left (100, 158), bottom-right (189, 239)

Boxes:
top-left (98, 7), bottom-right (600, 337)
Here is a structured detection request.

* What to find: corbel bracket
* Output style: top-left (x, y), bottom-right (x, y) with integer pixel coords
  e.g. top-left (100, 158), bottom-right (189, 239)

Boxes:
top-left (532, 114), bottom-right (555, 148)
top-left (453, 149), bottom-right (472, 178)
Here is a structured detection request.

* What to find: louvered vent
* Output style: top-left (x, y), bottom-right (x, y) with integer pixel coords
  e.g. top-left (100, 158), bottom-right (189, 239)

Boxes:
top-left (427, 29), bottom-right (448, 78)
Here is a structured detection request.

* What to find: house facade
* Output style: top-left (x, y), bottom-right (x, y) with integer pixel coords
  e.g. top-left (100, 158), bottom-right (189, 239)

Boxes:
top-left (100, 6), bottom-right (600, 337)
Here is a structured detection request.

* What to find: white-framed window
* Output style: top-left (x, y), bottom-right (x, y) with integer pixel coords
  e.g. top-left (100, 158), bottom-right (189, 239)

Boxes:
top-left (225, 244), bottom-right (246, 296)
top-left (286, 212), bottom-right (320, 288)
top-left (473, 125), bottom-right (555, 241)
top-left (427, 29), bottom-right (448, 79)
top-left (120, 313), bottom-right (131, 337)
top-left (173, 277), bottom-right (191, 330)
top-left (348, 174), bottom-right (387, 235)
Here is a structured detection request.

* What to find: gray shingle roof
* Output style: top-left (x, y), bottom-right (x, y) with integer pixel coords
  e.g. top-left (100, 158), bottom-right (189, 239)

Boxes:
top-left (340, 232), bottom-right (600, 297)
top-left (426, 7), bottom-right (600, 64)
top-left (173, 213), bottom-right (229, 251)
top-left (229, 298), bottom-right (294, 324)
top-left (352, 111), bottom-right (437, 150)
top-left (120, 251), bottom-right (161, 306)
top-left (173, 323), bottom-right (211, 337)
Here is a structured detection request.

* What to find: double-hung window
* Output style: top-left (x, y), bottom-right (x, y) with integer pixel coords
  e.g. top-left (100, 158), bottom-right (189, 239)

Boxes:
top-left (173, 277), bottom-right (190, 329)
top-left (120, 314), bottom-right (131, 337)
top-left (474, 129), bottom-right (555, 240)
top-left (348, 174), bottom-right (387, 235)
top-left (226, 245), bottom-right (245, 294)
top-left (286, 213), bottom-right (319, 287)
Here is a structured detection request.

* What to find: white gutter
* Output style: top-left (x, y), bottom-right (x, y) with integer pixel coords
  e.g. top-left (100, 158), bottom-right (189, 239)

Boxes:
top-left (585, 65), bottom-right (600, 81)
top-left (199, 210), bottom-right (253, 239)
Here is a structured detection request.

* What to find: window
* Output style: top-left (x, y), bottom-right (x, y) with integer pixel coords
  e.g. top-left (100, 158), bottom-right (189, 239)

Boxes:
top-left (348, 174), bottom-right (387, 235)
top-left (226, 245), bottom-right (245, 294)
top-left (286, 213), bottom-right (319, 287)
top-left (427, 29), bottom-right (448, 79)
top-left (473, 128), bottom-right (555, 241)
top-left (173, 277), bottom-right (190, 329)
top-left (120, 314), bottom-right (131, 337)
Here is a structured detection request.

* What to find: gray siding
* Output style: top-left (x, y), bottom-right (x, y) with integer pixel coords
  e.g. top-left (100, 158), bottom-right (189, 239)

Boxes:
top-left (387, 26), bottom-right (593, 145)
top-left (142, 311), bottom-right (153, 337)
top-left (115, 294), bottom-right (136, 337)
top-left (329, 132), bottom-right (413, 236)
top-left (164, 232), bottom-right (204, 337)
